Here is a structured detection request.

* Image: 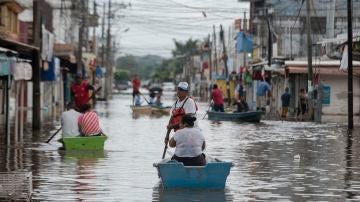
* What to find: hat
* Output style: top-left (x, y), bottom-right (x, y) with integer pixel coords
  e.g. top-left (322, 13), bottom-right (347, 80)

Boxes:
top-left (177, 82), bottom-right (189, 91)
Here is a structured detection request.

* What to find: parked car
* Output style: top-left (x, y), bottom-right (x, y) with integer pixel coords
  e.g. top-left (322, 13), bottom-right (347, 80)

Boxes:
top-left (116, 81), bottom-right (130, 90)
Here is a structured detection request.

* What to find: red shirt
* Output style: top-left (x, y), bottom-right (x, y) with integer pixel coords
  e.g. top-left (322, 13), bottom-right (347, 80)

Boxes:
top-left (211, 89), bottom-right (224, 105)
top-left (71, 81), bottom-right (90, 109)
top-left (78, 111), bottom-right (101, 136)
top-left (132, 79), bottom-right (141, 90)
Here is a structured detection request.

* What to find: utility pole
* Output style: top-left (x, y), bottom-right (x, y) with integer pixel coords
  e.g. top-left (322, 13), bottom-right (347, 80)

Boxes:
top-left (267, 10), bottom-right (272, 67)
top-left (243, 12), bottom-right (247, 68)
top-left (290, 27), bottom-right (293, 59)
top-left (220, 24), bottom-right (231, 106)
top-left (92, 0), bottom-right (97, 106)
top-left (306, 0), bottom-right (313, 92)
top-left (213, 25), bottom-right (218, 75)
top-left (208, 34), bottom-right (212, 81)
top-left (347, 0), bottom-right (353, 129)
top-left (77, 0), bottom-right (85, 76)
top-left (105, 0), bottom-right (112, 99)
top-left (84, 0), bottom-right (90, 52)
top-left (306, 0), bottom-right (314, 121)
top-left (101, 3), bottom-right (106, 67)
top-left (93, 1), bottom-right (97, 55)
top-left (32, 0), bottom-right (41, 131)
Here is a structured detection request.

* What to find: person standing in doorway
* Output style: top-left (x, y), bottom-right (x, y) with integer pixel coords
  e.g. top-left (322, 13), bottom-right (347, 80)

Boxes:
top-left (211, 84), bottom-right (224, 112)
top-left (281, 87), bottom-right (291, 118)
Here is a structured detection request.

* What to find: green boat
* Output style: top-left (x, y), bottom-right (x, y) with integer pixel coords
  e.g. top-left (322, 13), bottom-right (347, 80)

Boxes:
top-left (207, 111), bottom-right (264, 122)
top-left (61, 136), bottom-right (107, 150)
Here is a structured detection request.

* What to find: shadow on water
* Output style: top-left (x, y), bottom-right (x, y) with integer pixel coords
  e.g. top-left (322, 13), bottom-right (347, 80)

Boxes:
top-left (152, 182), bottom-right (233, 202)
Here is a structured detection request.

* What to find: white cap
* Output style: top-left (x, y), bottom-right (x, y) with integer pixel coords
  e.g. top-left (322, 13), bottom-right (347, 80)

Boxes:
top-left (177, 82), bottom-right (189, 91)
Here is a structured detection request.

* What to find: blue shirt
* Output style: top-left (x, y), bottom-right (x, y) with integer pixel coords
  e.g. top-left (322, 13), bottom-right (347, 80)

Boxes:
top-left (235, 84), bottom-right (244, 97)
top-left (256, 81), bottom-right (271, 96)
top-left (281, 92), bottom-right (291, 107)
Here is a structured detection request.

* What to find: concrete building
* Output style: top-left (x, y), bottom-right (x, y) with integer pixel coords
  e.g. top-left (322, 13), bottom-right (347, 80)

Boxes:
top-left (270, 59), bottom-right (360, 122)
top-left (250, 0), bottom-right (360, 59)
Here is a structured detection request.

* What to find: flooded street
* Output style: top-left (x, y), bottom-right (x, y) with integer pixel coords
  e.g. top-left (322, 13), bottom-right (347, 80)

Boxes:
top-left (1, 95), bottom-right (360, 201)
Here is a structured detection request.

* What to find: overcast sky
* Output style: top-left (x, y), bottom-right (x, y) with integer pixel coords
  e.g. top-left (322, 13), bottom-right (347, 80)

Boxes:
top-left (101, 0), bottom-right (249, 58)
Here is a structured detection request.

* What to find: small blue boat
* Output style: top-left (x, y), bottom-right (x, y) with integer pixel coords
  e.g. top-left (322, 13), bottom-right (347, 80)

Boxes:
top-left (207, 110), bottom-right (264, 122)
top-left (153, 157), bottom-right (233, 189)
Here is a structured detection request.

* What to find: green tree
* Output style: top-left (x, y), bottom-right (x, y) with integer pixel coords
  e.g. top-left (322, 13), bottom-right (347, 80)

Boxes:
top-left (172, 38), bottom-right (199, 57)
top-left (114, 70), bottom-right (130, 83)
top-left (172, 38), bottom-right (200, 75)
top-left (116, 55), bottom-right (137, 72)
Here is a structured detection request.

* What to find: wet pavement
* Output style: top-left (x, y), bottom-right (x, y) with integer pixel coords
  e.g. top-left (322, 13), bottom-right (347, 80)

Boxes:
top-left (1, 94), bottom-right (360, 201)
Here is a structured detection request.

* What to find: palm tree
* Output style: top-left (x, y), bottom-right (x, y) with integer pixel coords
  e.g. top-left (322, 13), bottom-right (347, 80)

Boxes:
top-left (172, 38), bottom-right (199, 57)
top-left (171, 38), bottom-right (200, 85)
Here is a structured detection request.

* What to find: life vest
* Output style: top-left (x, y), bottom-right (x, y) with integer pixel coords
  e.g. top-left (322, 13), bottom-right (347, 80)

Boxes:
top-left (170, 97), bottom-right (198, 131)
top-left (71, 81), bottom-right (90, 108)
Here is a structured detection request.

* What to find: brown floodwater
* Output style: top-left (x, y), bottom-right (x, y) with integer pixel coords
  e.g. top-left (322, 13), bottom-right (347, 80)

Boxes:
top-left (0, 94), bottom-right (359, 201)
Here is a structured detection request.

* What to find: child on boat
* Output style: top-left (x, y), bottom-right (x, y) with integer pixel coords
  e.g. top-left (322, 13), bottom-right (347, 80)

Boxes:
top-left (78, 103), bottom-right (103, 136)
top-left (154, 91), bottom-right (163, 107)
top-left (168, 114), bottom-right (206, 166)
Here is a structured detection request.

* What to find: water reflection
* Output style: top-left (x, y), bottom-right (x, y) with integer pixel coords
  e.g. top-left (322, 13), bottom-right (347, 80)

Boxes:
top-left (345, 130), bottom-right (354, 199)
top-left (152, 183), bottom-right (232, 202)
top-left (60, 150), bottom-right (107, 201)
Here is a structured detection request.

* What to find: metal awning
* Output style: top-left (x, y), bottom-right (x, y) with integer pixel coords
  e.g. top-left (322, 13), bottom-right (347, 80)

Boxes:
top-left (0, 37), bottom-right (39, 53)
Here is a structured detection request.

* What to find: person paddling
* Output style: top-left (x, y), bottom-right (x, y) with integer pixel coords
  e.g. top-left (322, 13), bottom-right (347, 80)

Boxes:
top-left (71, 74), bottom-right (94, 110)
top-left (168, 114), bottom-right (206, 166)
top-left (211, 84), bottom-right (224, 112)
top-left (167, 82), bottom-right (198, 132)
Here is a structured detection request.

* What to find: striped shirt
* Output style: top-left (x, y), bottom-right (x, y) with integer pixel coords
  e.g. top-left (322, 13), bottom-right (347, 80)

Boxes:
top-left (78, 111), bottom-right (101, 136)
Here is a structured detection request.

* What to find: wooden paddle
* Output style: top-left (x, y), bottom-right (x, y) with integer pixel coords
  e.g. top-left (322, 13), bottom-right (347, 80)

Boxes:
top-left (162, 128), bottom-right (172, 159)
top-left (46, 127), bottom-right (62, 143)
top-left (202, 100), bottom-right (213, 119)
top-left (162, 116), bottom-right (174, 159)
top-left (139, 92), bottom-right (150, 105)
top-left (46, 87), bottom-right (102, 143)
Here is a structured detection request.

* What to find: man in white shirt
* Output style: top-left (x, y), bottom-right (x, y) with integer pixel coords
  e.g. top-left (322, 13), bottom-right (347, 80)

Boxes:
top-left (167, 82), bottom-right (198, 132)
top-left (61, 102), bottom-right (82, 137)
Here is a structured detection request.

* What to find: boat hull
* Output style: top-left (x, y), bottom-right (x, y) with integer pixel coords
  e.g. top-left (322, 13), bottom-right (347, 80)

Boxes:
top-left (207, 111), bottom-right (264, 122)
top-left (61, 136), bottom-right (107, 150)
top-left (131, 105), bottom-right (170, 116)
top-left (153, 158), bottom-right (233, 189)
top-left (131, 105), bottom-right (153, 114)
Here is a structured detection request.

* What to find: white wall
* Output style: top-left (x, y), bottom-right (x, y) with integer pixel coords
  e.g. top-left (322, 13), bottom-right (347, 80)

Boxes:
top-left (321, 75), bottom-right (360, 116)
